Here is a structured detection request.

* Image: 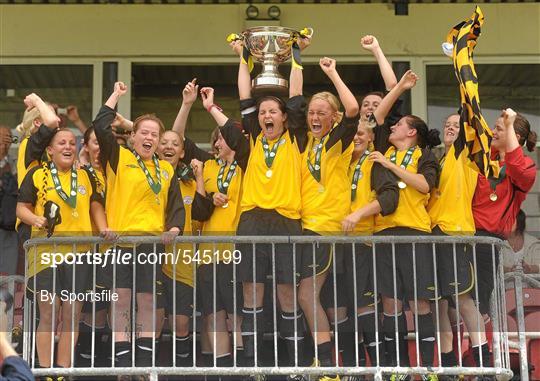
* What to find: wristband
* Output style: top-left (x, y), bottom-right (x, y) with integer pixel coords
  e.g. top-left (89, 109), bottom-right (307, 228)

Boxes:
top-left (207, 104), bottom-right (223, 113)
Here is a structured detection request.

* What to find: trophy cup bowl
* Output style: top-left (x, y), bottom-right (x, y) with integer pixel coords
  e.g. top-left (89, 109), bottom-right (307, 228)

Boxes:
top-left (242, 26), bottom-right (308, 98)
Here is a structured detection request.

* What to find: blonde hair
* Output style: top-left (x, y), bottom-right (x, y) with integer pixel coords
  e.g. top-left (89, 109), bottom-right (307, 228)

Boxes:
top-left (310, 91), bottom-right (343, 124)
top-left (132, 114), bottom-right (165, 135)
top-left (16, 107), bottom-right (41, 138)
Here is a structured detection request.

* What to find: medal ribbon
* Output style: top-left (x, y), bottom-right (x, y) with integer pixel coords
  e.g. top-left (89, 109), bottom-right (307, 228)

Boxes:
top-left (307, 135), bottom-right (328, 183)
top-left (49, 161), bottom-right (77, 208)
top-left (351, 151), bottom-right (370, 201)
top-left (132, 151), bottom-right (162, 194)
top-left (217, 160), bottom-right (237, 194)
top-left (86, 164), bottom-right (105, 198)
top-left (488, 164), bottom-right (506, 192)
top-left (177, 163), bottom-right (193, 182)
top-left (262, 136), bottom-right (285, 169)
top-left (390, 146), bottom-right (416, 169)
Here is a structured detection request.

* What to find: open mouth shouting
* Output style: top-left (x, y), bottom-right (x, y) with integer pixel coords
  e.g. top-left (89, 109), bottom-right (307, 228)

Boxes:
top-left (264, 120), bottom-right (275, 135)
top-left (142, 142), bottom-right (153, 153)
top-left (311, 122), bottom-right (322, 135)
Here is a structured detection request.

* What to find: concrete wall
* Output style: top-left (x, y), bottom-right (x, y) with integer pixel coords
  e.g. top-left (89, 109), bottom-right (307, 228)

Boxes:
top-left (1, 4), bottom-right (539, 60)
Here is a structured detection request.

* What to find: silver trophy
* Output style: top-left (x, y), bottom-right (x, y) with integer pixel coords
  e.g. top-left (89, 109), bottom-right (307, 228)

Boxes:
top-left (240, 26), bottom-right (313, 97)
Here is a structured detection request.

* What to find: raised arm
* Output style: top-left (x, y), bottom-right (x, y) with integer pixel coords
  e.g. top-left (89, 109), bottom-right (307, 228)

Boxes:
top-left (361, 35), bottom-right (398, 91)
top-left (111, 112), bottom-right (133, 132)
top-left (93, 82), bottom-right (128, 172)
top-left (502, 109), bottom-right (537, 192)
top-left (373, 70), bottom-right (418, 126)
top-left (66, 105), bottom-right (88, 134)
top-left (200, 87), bottom-right (229, 127)
top-left (230, 40), bottom-right (252, 101)
top-left (289, 35), bottom-right (310, 98)
top-left (319, 57), bottom-right (359, 118)
top-left (171, 79), bottom-right (198, 140)
top-left (502, 109), bottom-right (520, 154)
top-left (23, 93), bottom-right (60, 130)
top-left (105, 82), bottom-right (127, 110)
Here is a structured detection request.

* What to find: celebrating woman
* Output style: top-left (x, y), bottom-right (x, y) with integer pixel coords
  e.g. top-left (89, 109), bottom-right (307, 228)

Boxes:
top-left (369, 71), bottom-right (441, 373)
top-left (295, 57), bottom-right (359, 379)
top-left (471, 109), bottom-right (536, 366)
top-left (93, 82), bottom-right (184, 369)
top-left (17, 124), bottom-right (105, 378)
top-left (229, 37), bottom-right (309, 369)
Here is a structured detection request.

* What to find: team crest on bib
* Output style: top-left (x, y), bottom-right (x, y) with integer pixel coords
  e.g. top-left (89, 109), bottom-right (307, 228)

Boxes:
top-left (162, 170), bottom-right (169, 180)
top-left (78, 185), bottom-right (87, 195)
top-left (183, 196), bottom-right (193, 205)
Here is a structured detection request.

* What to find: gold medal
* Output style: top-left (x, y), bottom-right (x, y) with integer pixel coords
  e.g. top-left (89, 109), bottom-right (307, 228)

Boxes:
top-left (489, 192), bottom-right (498, 202)
top-left (222, 202), bottom-right (229, 209)
top-left (398, 181), bottom-right (407, 189)
top-left (266, 169), bottom-right (273, 178)
top-left (72, 210), bottom-right (79, 218)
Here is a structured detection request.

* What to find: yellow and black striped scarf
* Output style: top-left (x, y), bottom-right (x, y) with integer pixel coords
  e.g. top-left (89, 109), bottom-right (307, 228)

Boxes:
top-left (446, 6), bottom-right (499, 178)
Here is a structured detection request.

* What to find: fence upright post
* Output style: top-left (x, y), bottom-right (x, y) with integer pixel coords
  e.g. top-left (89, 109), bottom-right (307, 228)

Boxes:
top-left (513, 263), bottom-right (529, 381)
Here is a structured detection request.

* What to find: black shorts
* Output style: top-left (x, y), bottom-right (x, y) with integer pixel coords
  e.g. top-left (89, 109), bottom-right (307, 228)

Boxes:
top-left (432, 227), bottom-right (475, 298)
top-left (299, 230), bottom-right (334, 280)
top-left (474, 230), bottom-right (501, 315)
top-left (343, 243), bottom-right (377, 309)
top-left (198, 263), bottom-right (243, 316)
top-left (375, 228), bottom-right (439, 301)
top-left (27, 262), bottom-right (91, 297)
top-left (82, 246), bottom-right (110, 313)
top-left (164, 275), bottom-right (194, 317)
top-left (237, 208), bottom-right (302, 284)
top-left (97, 244), bottom-right (165, 307)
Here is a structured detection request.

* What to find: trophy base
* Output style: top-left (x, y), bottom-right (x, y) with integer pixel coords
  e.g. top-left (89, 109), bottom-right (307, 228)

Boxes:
top-left (252, 77), bottom-right (289, 98)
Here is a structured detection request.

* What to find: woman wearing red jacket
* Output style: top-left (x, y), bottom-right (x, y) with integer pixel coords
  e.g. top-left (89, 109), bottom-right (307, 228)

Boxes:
top-left (472, 108), bottom-right (537, 365)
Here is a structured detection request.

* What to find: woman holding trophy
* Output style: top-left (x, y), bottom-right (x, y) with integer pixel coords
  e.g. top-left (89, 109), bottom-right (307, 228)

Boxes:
top-left (229, 33), bottom-right (310, 373)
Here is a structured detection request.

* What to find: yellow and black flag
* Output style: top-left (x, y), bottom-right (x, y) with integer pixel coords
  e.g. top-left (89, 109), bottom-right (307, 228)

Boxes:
top-left (290, 28), bottom-right (312, 70)
top-left (226, 33), bottom-right (254, 73)
top-left (446, 6), bottom-right (499, 177)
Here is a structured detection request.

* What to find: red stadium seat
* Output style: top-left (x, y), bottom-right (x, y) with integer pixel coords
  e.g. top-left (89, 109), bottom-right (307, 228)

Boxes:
top-left (529, 339), bottom-right (540, 380)
top-left (506, 288), bottom-right (540, 318)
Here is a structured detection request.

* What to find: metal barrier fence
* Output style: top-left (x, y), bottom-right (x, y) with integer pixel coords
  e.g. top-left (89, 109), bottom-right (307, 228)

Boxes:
top-left (504, 240), bottom-right (540, 381)
top-left (0, 274), bottom-right (24, 345)
top-left (22, 235), bottom-right (512, 381)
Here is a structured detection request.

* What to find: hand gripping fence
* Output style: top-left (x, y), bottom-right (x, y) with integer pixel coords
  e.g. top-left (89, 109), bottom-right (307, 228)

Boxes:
top-left (22, 235), bottom-right (513, 381)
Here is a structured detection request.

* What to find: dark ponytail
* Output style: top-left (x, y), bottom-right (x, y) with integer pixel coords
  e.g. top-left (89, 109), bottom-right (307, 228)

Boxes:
top-left (513, 113), bottom-right (537, 152)
top-left (405, 115), bottom-right (441, 149)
